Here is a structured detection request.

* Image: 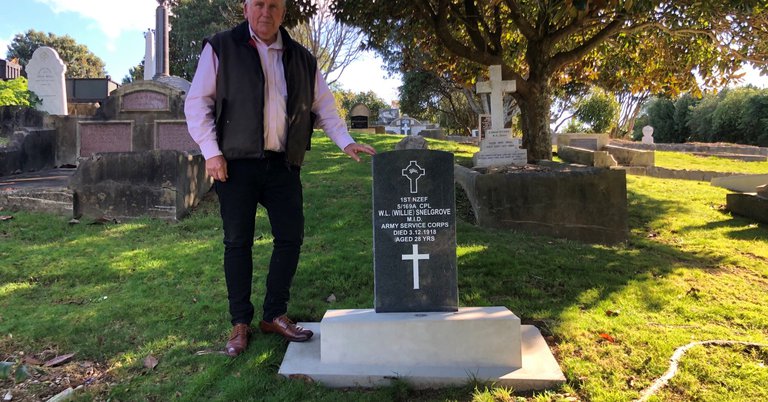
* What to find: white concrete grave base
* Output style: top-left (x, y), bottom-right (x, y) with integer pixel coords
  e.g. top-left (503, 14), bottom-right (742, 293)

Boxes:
top-left (277, 307), bottom-right (565, 390)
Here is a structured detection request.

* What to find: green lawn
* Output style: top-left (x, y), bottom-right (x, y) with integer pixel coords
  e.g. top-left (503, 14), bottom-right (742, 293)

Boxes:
top-left (1, 134), bottom-right (767, 401)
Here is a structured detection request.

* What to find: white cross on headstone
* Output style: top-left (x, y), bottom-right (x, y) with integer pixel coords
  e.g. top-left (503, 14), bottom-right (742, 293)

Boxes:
top-left (476, 65), bottom-right (516, 131)
top-left (402, 244), bottom-right (430, 289)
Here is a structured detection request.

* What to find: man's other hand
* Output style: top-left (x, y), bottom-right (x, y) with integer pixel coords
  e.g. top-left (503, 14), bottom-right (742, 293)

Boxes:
top-left (206, 155), bottom-right (228, 182)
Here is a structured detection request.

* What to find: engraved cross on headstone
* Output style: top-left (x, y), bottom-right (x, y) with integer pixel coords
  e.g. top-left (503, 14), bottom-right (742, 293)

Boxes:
top-left (401, 160), bottom-right (425, 194)
top-left (402, 244), bottom-right (430, 289)
top-left (476, 65), bottom-right (516, 131)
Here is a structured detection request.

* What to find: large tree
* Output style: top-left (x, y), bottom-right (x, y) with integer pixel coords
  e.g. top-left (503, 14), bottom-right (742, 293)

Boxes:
top-left (6, 30), bottom-right (107, 79)
top-left (333, 1), bottom-right (768, 161)
top-left (169, 0), bottom-right (318, 80)
top-left (288, 0), bottom-right (365, 86)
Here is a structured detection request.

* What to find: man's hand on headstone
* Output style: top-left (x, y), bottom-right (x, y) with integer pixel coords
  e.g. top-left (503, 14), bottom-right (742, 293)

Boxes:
top-left (206, 155), bottom-right (228, 182)
top-left (343, 143), bottom-right (377, 162)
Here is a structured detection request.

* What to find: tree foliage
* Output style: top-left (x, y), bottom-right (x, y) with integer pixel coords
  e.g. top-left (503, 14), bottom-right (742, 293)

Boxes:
top-left (0, 77), bottom-right (40, 107)
top-left (333, 0), bottom-right (768, 161)
top-left (6, 30), bottom-right (106, 78)
top-left (122, 61), bottom-right (145, 84)
top-left (574, 88), bottom-right (619, 133)
top-left (399, 69), bottom-right (479, 135)
top-left (634, 87), bottom-right (768, 146)
top-left (169, 0), bottom-right (318, 80)
top-left (334, 89), bottom-right (388, 123)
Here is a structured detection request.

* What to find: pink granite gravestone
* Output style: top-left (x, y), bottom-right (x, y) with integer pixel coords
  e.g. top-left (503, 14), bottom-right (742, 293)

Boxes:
top-left (121, 90), bottom-right (169, 111)
top-left (79, 122), bottom-right (133, 157)
top-left (155, 121), bottom-right (198, 151)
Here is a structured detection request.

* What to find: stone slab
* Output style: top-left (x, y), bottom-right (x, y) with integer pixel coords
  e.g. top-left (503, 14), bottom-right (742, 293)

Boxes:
top-left (278, 321), bottom-right (564, 390)
top-left (726, 193), bottom-right (768, 224)
top-left (711, 174), bottom-right (768, 193)
top-left (321, 307), bottom-right (520, 367)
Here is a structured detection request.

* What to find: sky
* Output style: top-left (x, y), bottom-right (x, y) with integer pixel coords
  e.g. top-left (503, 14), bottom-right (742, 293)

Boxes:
top-left (0, 0), bottom-right (765, 104)
top-left (0, 0), bottom-right (402, 104)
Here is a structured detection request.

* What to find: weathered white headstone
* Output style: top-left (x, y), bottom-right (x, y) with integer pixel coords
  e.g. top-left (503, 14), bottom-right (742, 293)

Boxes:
top-left (143, 29), bottom-right (156, 80)
top-left (642, 125), bottom-right (654, 144)
top-left (26, 47), bottom-right (67, 115)
top-left (473, 65), bottom-right (527, 167)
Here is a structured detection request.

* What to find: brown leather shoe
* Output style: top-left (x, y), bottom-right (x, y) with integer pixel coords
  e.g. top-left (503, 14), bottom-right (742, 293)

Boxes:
top-left (225, 323), bottom-right (250, 357)
top-left (259, 315), bottom-right (313, 342)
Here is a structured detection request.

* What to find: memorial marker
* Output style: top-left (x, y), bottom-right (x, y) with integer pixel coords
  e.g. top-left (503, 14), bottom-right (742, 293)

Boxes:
top-left (372, 149), bottom-right (457, 312)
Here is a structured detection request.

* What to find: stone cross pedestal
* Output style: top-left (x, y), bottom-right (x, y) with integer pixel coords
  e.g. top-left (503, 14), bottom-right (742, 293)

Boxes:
top-left (473, 65), bottom-right (527, 167)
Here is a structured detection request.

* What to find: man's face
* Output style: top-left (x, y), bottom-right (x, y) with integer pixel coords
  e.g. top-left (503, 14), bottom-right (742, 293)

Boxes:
top-left (244, 0), bottom-right (285, 44)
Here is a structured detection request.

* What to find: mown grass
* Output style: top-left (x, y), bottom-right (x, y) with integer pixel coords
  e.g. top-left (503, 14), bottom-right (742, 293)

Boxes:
top-left (654, 150), bottom-right (768, 174)
top-left (1, 133), bottom-right (767, 401)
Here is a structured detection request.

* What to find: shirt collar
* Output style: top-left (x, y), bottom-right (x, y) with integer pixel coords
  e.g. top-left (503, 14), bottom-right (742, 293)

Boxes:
top-left (248, 25), bottom-right (284, 50)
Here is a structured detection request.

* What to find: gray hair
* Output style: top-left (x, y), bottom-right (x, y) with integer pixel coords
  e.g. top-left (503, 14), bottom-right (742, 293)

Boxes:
top-left (244, 0), bottom-right (286, 6)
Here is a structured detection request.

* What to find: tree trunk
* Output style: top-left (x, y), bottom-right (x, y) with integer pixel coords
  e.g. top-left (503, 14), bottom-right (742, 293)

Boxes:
top-left (517, 81), bottom-right (553, 162)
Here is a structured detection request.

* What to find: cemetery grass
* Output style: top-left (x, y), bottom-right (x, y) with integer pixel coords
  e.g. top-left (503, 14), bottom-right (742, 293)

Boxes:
top-left (654, 151), bottom-right (768, 174)
top-left (0, 134), bottom-right (765, 401)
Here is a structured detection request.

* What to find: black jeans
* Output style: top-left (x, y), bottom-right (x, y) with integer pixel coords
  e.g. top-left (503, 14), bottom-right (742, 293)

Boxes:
top-left (215, 155), bottom-right (304, 325)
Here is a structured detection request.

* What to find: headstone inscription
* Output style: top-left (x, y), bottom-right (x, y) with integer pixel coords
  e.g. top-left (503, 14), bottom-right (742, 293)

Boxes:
top-left (26, 47), bottom-right (68, 115)
top-left (78, 122), bottom-right (133, 157)
top-left (155, 121), bottom-right (198, 151)
top-left (473, 65), bottom-right (527, 167)
top-left (372, 149), bottom-right (457, 312)
top-left (121, 90), bottom-right (169, 111)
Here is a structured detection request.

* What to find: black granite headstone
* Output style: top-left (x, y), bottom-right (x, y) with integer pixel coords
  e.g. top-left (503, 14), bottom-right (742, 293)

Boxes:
top-left (372, 149), bottom-right (458, 312)
top-left (351, 115), bottom-right (369, 129)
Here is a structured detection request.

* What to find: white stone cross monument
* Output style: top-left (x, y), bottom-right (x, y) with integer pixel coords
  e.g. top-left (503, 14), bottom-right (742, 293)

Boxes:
top-left (473, 65), bottom-right (527, 167)
top-left (476, 65), bottom-right (515, 131)
top-left (26, 47), bottom-right (68, 116)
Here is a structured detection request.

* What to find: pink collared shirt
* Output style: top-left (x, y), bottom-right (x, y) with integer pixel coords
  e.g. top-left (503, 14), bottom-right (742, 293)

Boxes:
top-left (185, 25), bottom-right (355, 160)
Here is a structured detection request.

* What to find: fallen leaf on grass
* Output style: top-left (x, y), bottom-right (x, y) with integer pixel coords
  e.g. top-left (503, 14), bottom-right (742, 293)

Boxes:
top-left (598, 333), bottom-right (616, 343)
top-left (0, 216), bottom-right (13, 221)
top-left (143, 355), bottom-right (159, 370)
top-left (194, 350), bottom-right (228, 356)
top-left (44, 353), bottom-right (75, 367)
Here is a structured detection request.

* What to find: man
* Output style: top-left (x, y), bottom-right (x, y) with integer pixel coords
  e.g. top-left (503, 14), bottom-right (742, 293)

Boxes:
top-left (185, 0), bottom-right (376, 357)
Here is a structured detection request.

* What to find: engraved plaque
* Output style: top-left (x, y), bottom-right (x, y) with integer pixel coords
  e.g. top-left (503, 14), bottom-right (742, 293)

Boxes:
top-left (121, 90), bottom-right (169, 111)
top-left (79, 122), bottom-right (132, 157)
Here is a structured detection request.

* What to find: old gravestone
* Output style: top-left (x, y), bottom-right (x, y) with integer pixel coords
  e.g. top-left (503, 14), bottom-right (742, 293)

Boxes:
top-left (349, 103), bottom-right (370, 129)
top-left (642, 125), bottom-right (655, 144)
top-left (473, 65), bottom-right (527, 167)
top-left (372, 149), bottom-right (457, 312)
top-left (26, 47), bottom-right (68, 115)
